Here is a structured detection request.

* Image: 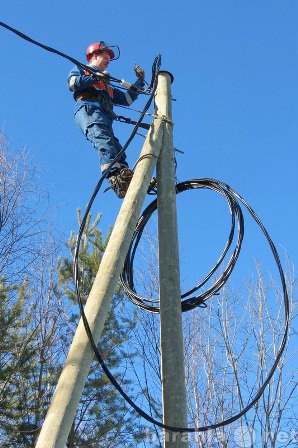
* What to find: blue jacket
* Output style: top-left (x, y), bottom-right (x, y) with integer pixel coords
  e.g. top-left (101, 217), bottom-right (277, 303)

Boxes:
top-left (68, 65), bottom-right (145, 121)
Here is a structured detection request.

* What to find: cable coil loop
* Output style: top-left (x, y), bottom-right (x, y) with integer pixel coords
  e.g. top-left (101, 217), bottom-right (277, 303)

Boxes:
top-left (121, 179), bottom-right (244, 312)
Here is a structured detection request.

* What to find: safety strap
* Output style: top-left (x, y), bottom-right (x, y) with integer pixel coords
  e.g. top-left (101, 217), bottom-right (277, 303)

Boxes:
top-left (117, 115), bottom-right (151, 130)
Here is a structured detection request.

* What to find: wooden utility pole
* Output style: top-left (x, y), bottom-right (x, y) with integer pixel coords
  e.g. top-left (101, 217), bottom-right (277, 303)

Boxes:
top-left (156, 72), bottom-right (189, 447)
top-left (35, 113), bottom-right (165, 448)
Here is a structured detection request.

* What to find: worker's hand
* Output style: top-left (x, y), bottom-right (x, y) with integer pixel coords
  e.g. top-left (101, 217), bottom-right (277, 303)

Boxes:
top-left (134, 65), bottom-right (145, 82)
top-left (102, 71), bottom-right (110, 84)
top-left (93, 71), bottom-right (110, 83)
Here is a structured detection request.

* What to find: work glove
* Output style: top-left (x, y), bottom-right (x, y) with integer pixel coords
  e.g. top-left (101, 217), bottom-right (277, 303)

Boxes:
top-left (134, 64), bottom-right (145, 82)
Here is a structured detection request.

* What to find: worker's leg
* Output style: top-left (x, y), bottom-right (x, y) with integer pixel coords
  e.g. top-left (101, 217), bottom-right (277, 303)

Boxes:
top-left (86, 122), bottom-right (128, 174)
top-left (75, 104), bottom-right (128, 174)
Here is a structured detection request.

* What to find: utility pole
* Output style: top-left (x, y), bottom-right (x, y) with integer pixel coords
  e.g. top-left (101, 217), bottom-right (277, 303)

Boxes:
top-left (156, 72), bottom-right (189, 447)
top-left (35, 113), bottom-right (165, 448)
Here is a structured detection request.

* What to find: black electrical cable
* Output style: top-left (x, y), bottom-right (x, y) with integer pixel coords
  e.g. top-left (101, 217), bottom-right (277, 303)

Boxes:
top-left (75, 179), bottom-right (290, 434)
top-left (1, 20), bottom-right (290, 435)
top-left (0, 21), bottom-right (99, 76)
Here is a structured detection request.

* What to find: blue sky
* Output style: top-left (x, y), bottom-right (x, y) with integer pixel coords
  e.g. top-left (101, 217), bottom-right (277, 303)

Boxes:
top-left (1, 2), bottom-right (297, 444)
top-left (1, 1), bottom-right (297, 284)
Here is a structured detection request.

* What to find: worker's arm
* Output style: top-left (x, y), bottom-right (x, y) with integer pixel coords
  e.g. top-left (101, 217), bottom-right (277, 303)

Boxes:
top-left (113, 78), bottom-right (145, 106)
top-left (67, 65), bottom-right (98, 92)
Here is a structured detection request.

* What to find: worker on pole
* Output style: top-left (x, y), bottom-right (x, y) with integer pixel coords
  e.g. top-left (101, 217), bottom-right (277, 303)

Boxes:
top-left (67, 41), bottom-right (145, 198)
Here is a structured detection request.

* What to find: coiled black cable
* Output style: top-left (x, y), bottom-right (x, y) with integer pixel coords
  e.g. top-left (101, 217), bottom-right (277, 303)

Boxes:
top-left (121, 179), bottom-right (244, 312)
top-left (77, 178), bottom-right (290, 433)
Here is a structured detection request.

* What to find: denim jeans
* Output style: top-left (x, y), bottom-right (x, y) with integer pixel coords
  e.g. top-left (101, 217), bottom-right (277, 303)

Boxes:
top-left (74, 102), bottom-right (128, 174)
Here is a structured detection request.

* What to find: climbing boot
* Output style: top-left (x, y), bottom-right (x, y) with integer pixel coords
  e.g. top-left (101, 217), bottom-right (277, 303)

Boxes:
top-left (108, 168), bottom-right (134, 198)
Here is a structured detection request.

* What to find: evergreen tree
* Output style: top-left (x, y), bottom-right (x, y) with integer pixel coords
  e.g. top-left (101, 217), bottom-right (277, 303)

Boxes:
top-left (0, 273), bottom-right (61, 447)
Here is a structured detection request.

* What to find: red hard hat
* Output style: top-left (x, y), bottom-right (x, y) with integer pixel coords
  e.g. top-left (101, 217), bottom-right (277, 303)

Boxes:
top-left (86, 42), bottom-right (116, 61)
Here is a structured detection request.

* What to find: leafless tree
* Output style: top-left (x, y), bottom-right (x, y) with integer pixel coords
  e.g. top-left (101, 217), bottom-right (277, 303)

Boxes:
top-left (0, 133), bottom-right (50, 283)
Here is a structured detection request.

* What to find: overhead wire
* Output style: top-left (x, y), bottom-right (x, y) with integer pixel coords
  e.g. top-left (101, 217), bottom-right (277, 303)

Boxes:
top-left (0, 20), bottom-right (147, 90)
top-left (0, 20), bottom-right (290, 435)
top-left (0, 20), bottom-right (96, 74)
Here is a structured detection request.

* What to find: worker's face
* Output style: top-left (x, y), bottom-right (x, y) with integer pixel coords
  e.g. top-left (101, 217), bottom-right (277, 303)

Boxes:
top-left (91, 52), bottom-right (111, 71)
